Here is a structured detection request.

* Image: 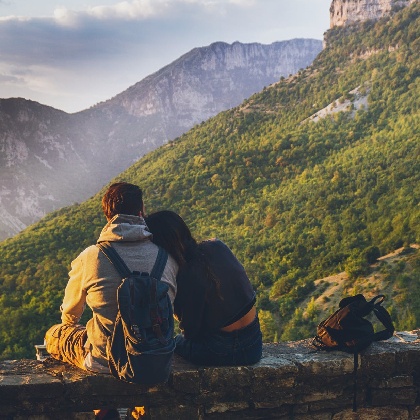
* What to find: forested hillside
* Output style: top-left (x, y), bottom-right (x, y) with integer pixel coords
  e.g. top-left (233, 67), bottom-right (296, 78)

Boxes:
top-left (0, 3), bottom-right (418, 359)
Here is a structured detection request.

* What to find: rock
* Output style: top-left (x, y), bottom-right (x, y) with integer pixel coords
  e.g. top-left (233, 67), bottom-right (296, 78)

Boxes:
top-left (329, 0), bottom-right (416, 28)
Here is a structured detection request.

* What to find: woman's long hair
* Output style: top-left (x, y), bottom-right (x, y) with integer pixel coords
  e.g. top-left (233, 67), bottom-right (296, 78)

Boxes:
top-left (145, 210), bottom-right (197, 268)
top-left (145, 211), bottom-right (221, 296)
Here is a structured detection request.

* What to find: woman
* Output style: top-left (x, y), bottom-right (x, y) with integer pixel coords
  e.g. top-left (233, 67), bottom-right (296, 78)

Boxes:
top-left (145, 210), bottom-right (262, 366)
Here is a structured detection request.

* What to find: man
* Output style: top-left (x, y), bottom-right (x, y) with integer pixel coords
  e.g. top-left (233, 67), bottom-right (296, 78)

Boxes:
top-left (45, 182), bottom-right (178, 372)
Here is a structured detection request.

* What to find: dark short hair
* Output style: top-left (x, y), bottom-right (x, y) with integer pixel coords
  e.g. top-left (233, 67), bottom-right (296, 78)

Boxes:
top-left (102, 182), bottom-right (143, 220)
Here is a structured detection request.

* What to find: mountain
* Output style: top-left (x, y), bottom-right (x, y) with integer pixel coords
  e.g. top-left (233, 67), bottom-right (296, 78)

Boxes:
top-left (0, 99), bottom-right (104, 239)
top-left (0, 2), bottom-right (418, 359)
top-left (0, 39), bottom-right (322, 241)
top-left (330, 0), bottom-right (416, 27)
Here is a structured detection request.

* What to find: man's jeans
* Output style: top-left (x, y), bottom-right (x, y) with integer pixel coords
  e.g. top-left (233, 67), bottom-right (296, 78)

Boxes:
top-left (174, 315), bottom-right (263, 366)
top-left (45, 324), bottom-right (89, 370)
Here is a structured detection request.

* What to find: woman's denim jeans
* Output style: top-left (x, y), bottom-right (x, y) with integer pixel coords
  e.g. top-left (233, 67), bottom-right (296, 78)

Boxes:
top-left (174, 315), bottom-right (263, 366)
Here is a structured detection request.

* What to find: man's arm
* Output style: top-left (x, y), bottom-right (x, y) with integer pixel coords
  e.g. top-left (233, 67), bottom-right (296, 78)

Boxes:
top-left (60, 253), bottom-right (87, 325)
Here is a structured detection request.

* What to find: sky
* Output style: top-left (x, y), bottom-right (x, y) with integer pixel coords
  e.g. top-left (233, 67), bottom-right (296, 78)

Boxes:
top-left (0, 0), bottom-right (332, 113)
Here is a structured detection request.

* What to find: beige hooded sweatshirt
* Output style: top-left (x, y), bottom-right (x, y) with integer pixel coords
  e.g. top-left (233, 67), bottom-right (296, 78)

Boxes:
top-left (60, 214), bottom-right (178, 370)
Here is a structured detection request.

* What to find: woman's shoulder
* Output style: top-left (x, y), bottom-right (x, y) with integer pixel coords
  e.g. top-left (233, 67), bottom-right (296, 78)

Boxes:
top-left (198, 239), bottom-right (240, 264)
top-left (199, 238), bottom-right (231, 253)
top-left (199, 238), bottom-right (225, 248)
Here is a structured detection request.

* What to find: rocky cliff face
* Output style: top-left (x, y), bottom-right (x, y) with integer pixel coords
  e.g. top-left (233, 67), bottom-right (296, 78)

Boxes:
top-left (0, 99), bottom-right (96, 240)
top-left (0, 39), bottom-right (322, 240)
top-left (330, 0), bottom-right (415, 27)
top-left (110, 40), bottom-right (321, 127)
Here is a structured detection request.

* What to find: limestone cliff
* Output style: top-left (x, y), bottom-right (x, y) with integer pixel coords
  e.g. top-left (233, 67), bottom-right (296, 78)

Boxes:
top-left (330, 0), bottom-right (416, 27)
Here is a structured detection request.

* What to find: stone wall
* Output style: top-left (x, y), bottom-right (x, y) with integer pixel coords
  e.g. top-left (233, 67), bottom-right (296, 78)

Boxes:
top-left (1, 334), bottom-right (419, 419)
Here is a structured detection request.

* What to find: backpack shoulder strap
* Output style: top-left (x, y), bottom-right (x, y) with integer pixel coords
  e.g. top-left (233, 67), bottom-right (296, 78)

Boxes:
top-left (96, 241), bottom-right (131, 278)
top-left (370, 295), bottom-right (395, 341)
top-left (150, 247), bottom-right (168, 281)
top-left (373, 305), bottom-right (395, 341)
top-left (148, 247), bottom-right (169, 345)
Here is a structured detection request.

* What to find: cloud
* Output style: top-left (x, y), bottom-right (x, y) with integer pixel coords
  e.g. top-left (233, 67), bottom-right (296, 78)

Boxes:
top-left (0, 0), bottom-right (330, 112)
top-left (49, 0), bottom-right (255, 26)
top-left (0, 0), bottom-right (266, 69)
top-left (0, 72), bottom-right (21, 84)
top-left (85, 0), bottom-right (169, 20)
top-left (52, 2), bottom-right (160, 26)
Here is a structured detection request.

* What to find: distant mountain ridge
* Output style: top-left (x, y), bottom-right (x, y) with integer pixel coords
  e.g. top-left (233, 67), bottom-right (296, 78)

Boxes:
top-left (0, 39), bottom-right (322, 241)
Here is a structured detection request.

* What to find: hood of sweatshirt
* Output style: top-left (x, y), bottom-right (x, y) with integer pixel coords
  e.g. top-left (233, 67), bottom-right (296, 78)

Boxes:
top-left (97, 214), bottom-right (152, 243)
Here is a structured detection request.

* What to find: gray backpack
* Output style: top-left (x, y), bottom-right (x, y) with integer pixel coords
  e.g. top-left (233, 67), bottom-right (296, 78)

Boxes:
top-left (97, 242), bottom-right (175, 385)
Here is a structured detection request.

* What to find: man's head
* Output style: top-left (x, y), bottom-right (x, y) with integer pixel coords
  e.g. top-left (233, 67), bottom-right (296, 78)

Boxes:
top-left (102, 182), bottom-right (144, 221)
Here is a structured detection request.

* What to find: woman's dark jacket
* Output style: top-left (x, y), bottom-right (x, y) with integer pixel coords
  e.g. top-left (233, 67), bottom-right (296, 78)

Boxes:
top-left (174, 239), bottom-right (256, 339)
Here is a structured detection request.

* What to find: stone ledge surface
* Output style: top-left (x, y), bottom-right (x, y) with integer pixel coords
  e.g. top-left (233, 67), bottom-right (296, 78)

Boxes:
top-left (0, 336), bottom-right (419, 419)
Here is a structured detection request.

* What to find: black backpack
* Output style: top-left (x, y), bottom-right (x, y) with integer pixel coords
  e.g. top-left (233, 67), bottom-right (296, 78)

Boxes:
top-left (312, 294), bottom-right (395, 411)
top-left (97, 241), bottom-right (175, 385)
top-left (312, 294), bottom-right (394, 353)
